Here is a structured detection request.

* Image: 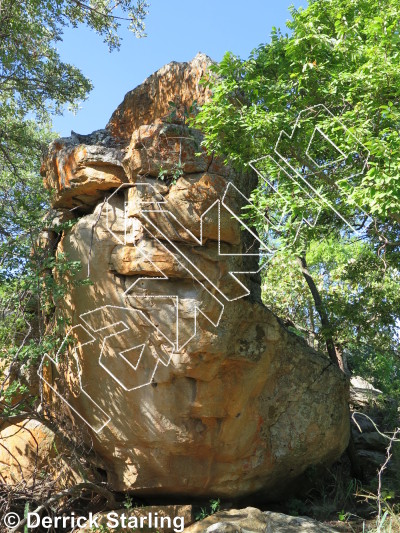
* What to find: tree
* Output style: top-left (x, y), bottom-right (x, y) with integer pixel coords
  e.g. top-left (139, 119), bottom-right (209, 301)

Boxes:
top-left (195, 0), bottom-right (400, 390)
top-left (0, 0), bottom-right (149, 379)
top-left (0, 0), bottom-right (148, 178)
top-left (0, 0), bottom-right (149, 517)
top-left (0, 0), bottom-right (148, 269)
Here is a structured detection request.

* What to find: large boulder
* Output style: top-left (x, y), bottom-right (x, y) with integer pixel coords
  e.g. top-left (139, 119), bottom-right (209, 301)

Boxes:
top-left (38, 54), bottom-right (350, 499)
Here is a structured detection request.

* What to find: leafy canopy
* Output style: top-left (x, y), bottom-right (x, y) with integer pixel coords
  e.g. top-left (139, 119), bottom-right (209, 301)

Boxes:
top-left (0, 0), bottom-right (148, 174)
top-left (195, 0), bottom-right (400, 393)
top-left (197, 0), bottom-right (400, 229)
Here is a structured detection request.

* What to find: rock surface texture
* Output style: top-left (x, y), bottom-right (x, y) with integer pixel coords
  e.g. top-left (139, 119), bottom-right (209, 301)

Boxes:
top-left (185, 507), bottom-right (340, 533)
top-left (38, 53), bottom-right (350, 498)
top-left (0, 419), bottom-right (84, 488)
top-left (349, 376), bottom-right (394, 480)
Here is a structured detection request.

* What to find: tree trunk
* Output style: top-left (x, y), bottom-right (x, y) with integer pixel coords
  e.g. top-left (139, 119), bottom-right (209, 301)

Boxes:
top-left (296, 254), bottom-right (363, 479)
top-left (296, 255), bottom-right (344, 371)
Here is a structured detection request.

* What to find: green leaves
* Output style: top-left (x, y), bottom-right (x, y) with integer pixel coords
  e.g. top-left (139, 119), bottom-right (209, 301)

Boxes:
top-left (197, 0), bottom-right (400, 390)
top-left (0, 0), bottom-right (149, 413)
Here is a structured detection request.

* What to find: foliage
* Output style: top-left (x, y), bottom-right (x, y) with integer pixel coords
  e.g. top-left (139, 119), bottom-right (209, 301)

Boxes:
top-left (90, 526), bottom-right (114, 533)
top-left (158, 162), bottom-right (184, 186)
top-left (166, 99), bottom-right (199, 127)
top-left (261, 239), bottom-right (400, 398)
top-left (195, 0), bottom-right (400, 392)
top-left (195, 499), bottom-right (221, 521)
top-left (158, 99), bottom-right (200, 185)
top-left (123, 495), bottom-right (134, 511)
top-left (197, 0), bottom-right (400, 222)
top-left (0, 0), bottom-right (148, 174)
top-left (0, 0), bottom-right (148, 414)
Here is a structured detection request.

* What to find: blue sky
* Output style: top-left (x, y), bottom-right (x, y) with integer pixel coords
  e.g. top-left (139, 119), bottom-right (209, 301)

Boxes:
top-left (53, 1), bottom-right (305, 137)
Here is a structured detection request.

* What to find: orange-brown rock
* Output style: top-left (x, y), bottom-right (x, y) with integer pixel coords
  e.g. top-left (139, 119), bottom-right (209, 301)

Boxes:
top-left (110, 239), bottom-right (222, 281)
top-left (42, 137), bottom-right (127, 209)
top-left (126, 174), bottom-right (242, 245)
top-left (107, 53), bottom-right (213, 141)
top-left (0, 419), bottom-right (83, 488)
top-left (122, 122), bottom-right (230, 182)
top-left (36, 54), bottom-right (350, 500)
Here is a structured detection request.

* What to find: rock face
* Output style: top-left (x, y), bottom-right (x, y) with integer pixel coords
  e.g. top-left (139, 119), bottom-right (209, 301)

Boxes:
top-left (107, 53), bottom-right (213, 141)
top-left (0, 420), bottom-right (83, 488)
top-left (349, 377), bottom-right (393, 480)
top-left (185, 507), bottom-right (340, 533)
top-left (39, 53), bottom-right (350, 498)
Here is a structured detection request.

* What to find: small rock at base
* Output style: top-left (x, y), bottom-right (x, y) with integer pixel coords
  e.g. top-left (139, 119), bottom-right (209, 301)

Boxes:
top-left (207, 522), bottom-right (243, 533)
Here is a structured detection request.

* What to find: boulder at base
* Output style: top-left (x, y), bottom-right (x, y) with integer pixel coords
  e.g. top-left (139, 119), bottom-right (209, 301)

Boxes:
top-left (185, 507), bottom-right (340, 533)
top-left (0, 419), bottom-right (83, 488)
top-left (38, 53), bottom-right (350, 499)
